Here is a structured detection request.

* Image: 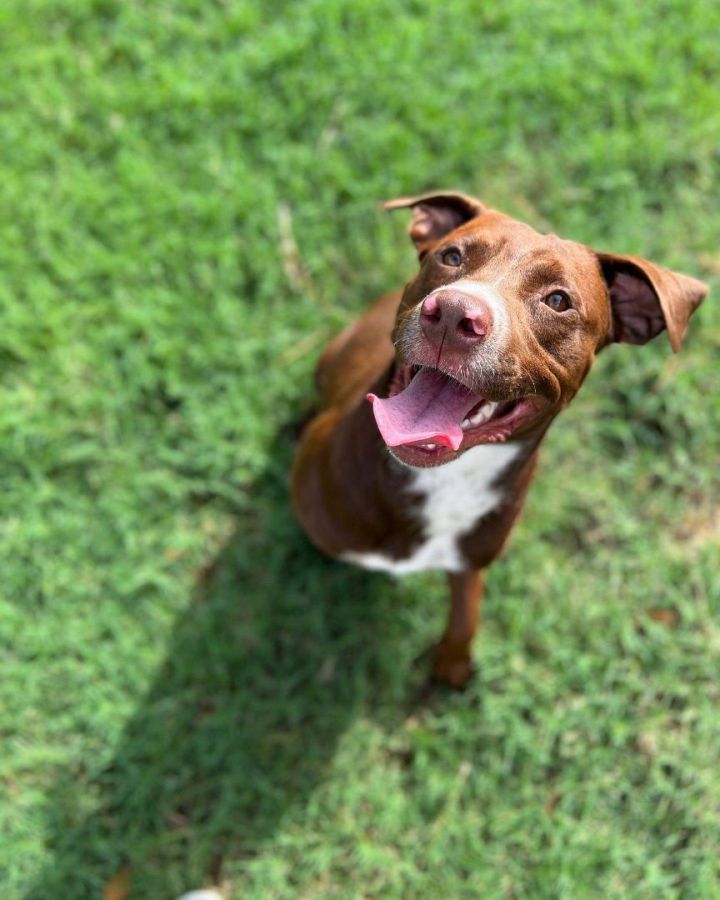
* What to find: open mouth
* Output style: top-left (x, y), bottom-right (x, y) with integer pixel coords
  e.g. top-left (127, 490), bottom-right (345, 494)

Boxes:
top-left (367, 365), bottom-right (541, 466)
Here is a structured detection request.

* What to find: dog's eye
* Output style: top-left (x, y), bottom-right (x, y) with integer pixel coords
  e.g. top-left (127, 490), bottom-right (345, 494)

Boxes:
top-left (542, 290), bottom-right (572, 312)
top-left (439, 247), bottom-right (462, 267)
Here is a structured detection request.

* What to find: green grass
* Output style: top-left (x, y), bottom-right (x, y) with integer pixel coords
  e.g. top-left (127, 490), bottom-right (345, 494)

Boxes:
top-left (1, 1), bottom-right (719, 897)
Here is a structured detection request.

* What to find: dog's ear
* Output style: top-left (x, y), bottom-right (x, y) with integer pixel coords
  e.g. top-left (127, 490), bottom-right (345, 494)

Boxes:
top-left (597, 253), bottom-right (708, 352)
top-left (384, 191), bottom-right (485, 254)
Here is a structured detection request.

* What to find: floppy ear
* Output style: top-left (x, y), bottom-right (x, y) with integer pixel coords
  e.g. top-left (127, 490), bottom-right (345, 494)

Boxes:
top-left (597, 253), bottom-right (708, 352)
top-left (384, 191), bottom-right (485, 254)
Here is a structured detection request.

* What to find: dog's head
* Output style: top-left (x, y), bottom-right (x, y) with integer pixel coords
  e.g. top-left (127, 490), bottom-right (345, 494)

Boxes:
top-left (369, 191), bottom-right (708, 468)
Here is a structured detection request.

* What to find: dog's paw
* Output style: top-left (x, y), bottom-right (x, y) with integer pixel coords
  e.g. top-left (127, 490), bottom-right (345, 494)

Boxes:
top-left (430, 646), bottom-right (474, 691)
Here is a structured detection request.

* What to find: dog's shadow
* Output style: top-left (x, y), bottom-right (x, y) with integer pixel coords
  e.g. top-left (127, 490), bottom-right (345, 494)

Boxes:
top-left (29, 436), bottom-right (427, 898)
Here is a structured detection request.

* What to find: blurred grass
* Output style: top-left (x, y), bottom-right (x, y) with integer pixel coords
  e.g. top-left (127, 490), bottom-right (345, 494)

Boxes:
top-left (0, 0), bottom-right (719, 897)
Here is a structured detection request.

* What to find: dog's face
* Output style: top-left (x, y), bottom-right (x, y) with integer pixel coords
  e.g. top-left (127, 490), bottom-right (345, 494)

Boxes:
top-left (369, 191), bottom-right (707, 468)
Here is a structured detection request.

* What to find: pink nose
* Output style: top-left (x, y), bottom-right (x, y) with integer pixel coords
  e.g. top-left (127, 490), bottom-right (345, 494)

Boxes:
top-left (421, 291), bottom-right (492, 344)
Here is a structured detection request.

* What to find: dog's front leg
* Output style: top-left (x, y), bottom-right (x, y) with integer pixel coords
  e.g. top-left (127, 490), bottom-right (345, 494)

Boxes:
top-left (431, 570), bottom-right (485, 690)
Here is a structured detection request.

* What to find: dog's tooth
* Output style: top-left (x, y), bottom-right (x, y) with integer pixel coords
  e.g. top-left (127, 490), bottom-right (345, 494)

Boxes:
top-left (461, 418), bottom-right (471, 429)
top-left (468, 401), bottom-right (498, 427)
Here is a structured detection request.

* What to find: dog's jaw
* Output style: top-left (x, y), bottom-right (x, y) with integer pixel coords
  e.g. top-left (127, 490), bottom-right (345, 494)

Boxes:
top-left (370, 363), bottom-right (550, 468)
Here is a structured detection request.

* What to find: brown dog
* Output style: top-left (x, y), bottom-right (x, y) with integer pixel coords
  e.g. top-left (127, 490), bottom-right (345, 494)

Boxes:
top-left (292, 191), bottom-right (707, 689)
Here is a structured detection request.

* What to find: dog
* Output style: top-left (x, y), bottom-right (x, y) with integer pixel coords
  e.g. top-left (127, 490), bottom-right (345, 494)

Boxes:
top-left (291, 191), bottom-right (707, 689)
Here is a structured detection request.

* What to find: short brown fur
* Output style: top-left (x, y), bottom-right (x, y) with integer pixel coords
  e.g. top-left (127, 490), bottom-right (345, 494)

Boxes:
top-left (292, 191), bottom-right (707, 689)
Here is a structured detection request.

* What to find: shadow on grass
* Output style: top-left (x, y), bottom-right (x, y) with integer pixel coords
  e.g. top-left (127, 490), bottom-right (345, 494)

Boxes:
top-left (30, 437), bottom-right (412, 898)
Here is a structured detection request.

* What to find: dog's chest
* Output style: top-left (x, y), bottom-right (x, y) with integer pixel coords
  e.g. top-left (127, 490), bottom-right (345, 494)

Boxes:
top-left (344, 443), bottom-right (523, 574)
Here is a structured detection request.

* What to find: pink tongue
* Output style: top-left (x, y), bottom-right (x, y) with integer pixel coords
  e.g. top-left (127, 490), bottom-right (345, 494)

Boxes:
top-left (368, 368), bottom-right (480, 451)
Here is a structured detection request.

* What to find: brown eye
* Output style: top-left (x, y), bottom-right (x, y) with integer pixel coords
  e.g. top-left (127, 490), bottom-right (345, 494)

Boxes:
top-left (542, 290), bottom-right (572, 312)
top-left (440, 247), bottom-right (462, 267)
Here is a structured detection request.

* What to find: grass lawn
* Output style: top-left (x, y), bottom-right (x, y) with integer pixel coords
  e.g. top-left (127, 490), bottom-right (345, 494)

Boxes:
top-left (1, 1), bottom-right (719, 897)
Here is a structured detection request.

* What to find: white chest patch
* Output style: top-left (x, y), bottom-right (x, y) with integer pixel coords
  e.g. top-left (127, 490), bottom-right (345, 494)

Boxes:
top-left (342, 442), bottom-right (524, 575)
